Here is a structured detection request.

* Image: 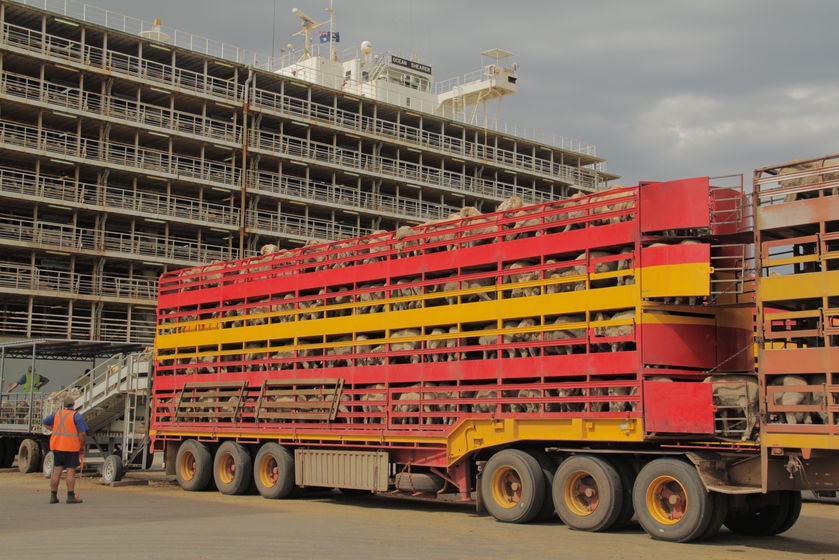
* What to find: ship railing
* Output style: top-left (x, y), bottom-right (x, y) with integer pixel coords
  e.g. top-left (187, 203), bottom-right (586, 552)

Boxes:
top-left (0, 166), bottom-right (239, 227)
top-left (3, 15), bottom-right (603, 181)
top-left (0, 120), bottom-right (241, 190)
top-left (1, 71), bottom-right (240, 145)
top-left (0, 263), bottom-right (157, 302)
top-left (0, 211), bottom-right (232, 266)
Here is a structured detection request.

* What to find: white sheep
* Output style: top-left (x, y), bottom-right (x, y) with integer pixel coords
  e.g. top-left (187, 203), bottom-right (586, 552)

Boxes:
top-left (703, 374), bottom-right (759, 439)
top-left (769, 374), bottom-right (823, 424)
top-left (594, 309), bottom-right (636, 352)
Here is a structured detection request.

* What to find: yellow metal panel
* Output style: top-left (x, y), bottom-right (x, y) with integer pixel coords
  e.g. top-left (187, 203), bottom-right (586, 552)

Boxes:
top-left (156, 285), bottom-right (642, 353)
top-left (758, 270), bottom-right (839, 302)
top-left (763, 433), bottom-right (839, 452)
top-left (153, 416), bottom-right (645, 467)
top-left (640, 262), bottom-right (712, 299)
top-left (446, 417), bottom-right (644, 465)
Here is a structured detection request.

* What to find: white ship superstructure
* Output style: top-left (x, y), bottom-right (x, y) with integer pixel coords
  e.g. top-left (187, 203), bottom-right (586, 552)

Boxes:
top-left (0, 0), bottom-right (615, 349)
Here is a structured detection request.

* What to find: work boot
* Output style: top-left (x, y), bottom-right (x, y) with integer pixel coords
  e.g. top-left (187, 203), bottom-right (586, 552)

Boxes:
top-left (66, 494), bottom-right (83, 504)
top-left (49, 493), bottom-right (59, 504)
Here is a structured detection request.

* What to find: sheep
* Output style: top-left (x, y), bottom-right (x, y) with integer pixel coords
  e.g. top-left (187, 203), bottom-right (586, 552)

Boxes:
top-left (608, 376), bottom-right (672, 413)
top-left (388, 328), bottom-right (422, 364)
top-left (358, 383), bottom-right (386, 424)
top-left (593, 310), bottom-right (636, 352)
top-left (703, 374), bottom-right (759, 440)
top-left (357, 283), bottom-right (386, 314)
top-left (457, 209), bottom-right (499, 248)
top-left (547, 387), bottom-right (584, 413)
top-left (478, 322), bottom-right (515, 359)
top-left (543, 315), bottom-right (587, 355)
top-left (503, 206), bottom-right (544, 241)
top-left (360, 230), bottom-right (391, 264)
top-left (440, 275), bottom-right (496, 306)
top-left (769, 374), bottom-right (823, 424)
top-left (510, 317), bottom-right (539, 358)
top-left (778, 157), bottom-right (839, 200)
top-left (503, 261), bottom-right (541, 298)
top-left (269, 349), bottom-right (297, 370)
top-left (470, 389), bottom-right (499, 413)
top-left (391, 278), bottom-right (422, 311)
top-left (444, 326), bottom-right (465, 361)
top-left (544, 261), bottom-right (586, 294)
top-left (426, 327), bottom-right (448, 362)
top-left (504, 388), bottom-right (542, 413)
top-left (325, 336), bottom-right (355, 367)
top-left (394, 224), bottom-right (421, 256)
top-left (393, 384), bottom-right (422, 424)
top-left (260, 243), bottom-right (280, 255)
top-left (589, 189), bottom-right (635, 226)
top-left (244, 300), bottom-right (271, 326)
top-left (496, 195), bottom-right (523, 212)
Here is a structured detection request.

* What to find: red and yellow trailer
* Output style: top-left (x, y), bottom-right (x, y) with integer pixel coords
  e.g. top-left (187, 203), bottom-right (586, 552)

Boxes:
top-left (150, 162), bottom-right (839, 542)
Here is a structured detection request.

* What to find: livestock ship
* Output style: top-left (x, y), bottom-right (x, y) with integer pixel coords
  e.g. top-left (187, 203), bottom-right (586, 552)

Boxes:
top-left (0, 0), bottom-right (613, 365)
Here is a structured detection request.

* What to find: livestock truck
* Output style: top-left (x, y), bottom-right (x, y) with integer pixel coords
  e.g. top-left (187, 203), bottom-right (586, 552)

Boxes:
top-left (151, 155), bottom-right (839, 542)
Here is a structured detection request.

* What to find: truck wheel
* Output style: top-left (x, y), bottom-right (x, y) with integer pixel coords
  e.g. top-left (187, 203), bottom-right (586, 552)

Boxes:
top-left (42, 451), bottom-right (55, 478)
top-left (214, 441), bottom-right (252, 495)
top-left (17, 439), bottom-right (41, 474)
top-left (554, 454), bottom-right (624, 531)
top-left (700, 491), bottom-right (729, 540)
top-left (480, 449), bottom-right (545, 524)
top-left (527, 449), bottom-right (558, 522)
top-left (612, 457), bottom-right (636, 528)
top-left (175, 439), bottom-right (212, 491)
top-left (632, 458), bottom-right (713, 542)
top-left (0, 438), bottom-right (12, 468)
top-left (723, 490), bottom-right (802, 536)
top-left (101, 454), bottom-right (125, 484)
top-left (254, 443), bottom-right (295, 499)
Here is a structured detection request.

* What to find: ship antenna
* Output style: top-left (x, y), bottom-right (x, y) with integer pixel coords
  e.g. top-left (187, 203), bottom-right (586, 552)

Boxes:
top-left (326, 1), bottom-right (336, 61)
top-left (292, 7), bottom-right (324, 59)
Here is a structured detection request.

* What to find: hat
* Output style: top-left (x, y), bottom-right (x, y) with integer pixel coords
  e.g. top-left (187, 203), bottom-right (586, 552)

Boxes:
top-left (63, 395), bottom-right (75, 408)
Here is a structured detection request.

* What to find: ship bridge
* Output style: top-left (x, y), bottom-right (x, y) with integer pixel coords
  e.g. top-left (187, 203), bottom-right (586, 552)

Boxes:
top-left (436, 48), bottom-right (519, 124)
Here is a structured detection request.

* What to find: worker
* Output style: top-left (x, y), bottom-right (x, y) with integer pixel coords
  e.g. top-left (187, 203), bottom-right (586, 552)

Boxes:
top-left (42, 395), bottom-right (89, 504)
top-left (6, 366), bottom-right (49, 393)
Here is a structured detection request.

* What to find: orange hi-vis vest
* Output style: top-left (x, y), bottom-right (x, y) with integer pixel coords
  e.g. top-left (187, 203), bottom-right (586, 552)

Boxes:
top-left (50, 409), bottom-right (81, 452)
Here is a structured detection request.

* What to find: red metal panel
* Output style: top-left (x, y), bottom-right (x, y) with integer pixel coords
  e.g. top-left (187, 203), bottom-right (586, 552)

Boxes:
top-left (716, 324), bottom-right (754, 372)
top-left (641, 323), bottom-right (717, 369)
top-left (643, 381), bottom-right (714, 433)
top-left (640, 241), bottom-right (709, 267)
top-left (757, 195), bottom-right (839, 230)
top-left (639, 177), bottom-right (711, 233)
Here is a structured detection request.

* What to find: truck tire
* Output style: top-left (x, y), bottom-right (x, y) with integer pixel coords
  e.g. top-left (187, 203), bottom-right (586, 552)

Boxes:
top-left (0, 438), bottom-right (12, 468)
top-left (554, 454), bottom-right (624, 531)
top-left (3, 438), bottom-right (17, 468)
top-left (480, 448), bottom-right (545, 524)
top-left (17, 438), bottom-right (41, 474)
top-left (101, 454), bottom-right (125, 484)
top-left (42, 451), bottom-right (54, 478)
top-left (254, 442), bottom-right (295, 499)
top-left (214, 441), bottom-right (252, 495)
top-left (723, 490), bottom-right (802, 536)
top-left (612, 457), bottom-right (636, 529)
top-left (632, 458), bottom-right (714, 543)
top-left (527, 449), bottom-right (559, 522)
top-left (700, 491), bottom-right (729, 540)
top-left (175, 439), bottom-right (213, 491)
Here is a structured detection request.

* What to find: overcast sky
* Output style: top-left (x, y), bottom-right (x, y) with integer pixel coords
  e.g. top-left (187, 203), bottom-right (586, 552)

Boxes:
top-left (69, 0), bottom-right (839, 186)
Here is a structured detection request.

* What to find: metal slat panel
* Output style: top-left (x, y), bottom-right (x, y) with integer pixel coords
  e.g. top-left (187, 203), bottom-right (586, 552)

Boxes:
top-left (295, 449), bottom-right (388, 491)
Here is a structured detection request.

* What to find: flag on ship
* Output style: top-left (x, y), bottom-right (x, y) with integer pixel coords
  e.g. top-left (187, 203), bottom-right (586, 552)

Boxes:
top-left (319, 31), bottom-right (340, 43)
